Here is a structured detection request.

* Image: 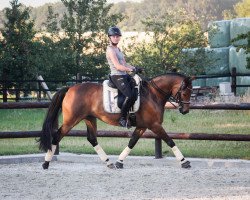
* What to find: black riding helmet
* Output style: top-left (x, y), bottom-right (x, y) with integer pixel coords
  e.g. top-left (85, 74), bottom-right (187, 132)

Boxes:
top-left (108, 26), bottom-right (122, 36)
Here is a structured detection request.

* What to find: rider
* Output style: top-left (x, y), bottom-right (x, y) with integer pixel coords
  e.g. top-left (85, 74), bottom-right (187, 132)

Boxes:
top-left (106, 26), bottom-right (137, 128)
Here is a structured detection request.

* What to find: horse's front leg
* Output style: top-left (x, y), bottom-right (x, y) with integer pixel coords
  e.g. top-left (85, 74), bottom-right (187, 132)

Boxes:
top-left (150, 124), bottom-right (191, 169)
top-left (115, 128), bottom-right (146, 169)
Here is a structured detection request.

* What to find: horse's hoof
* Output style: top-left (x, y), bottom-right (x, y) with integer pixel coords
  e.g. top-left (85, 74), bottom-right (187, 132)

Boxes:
top-left (181, 160), bottom-right (191, 169)
top-left (107, 163), bottom-right (116, 169)
top-left (42, 161), bottom-right (50, 169)
top-left (115, 161), bottom-right (124, 169)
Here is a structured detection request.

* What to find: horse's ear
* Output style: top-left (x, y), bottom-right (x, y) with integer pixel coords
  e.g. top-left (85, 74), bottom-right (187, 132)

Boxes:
top-left (183, 76), bottom-right (194, 84)
top-left (183, 76), bottom-right (195, 89)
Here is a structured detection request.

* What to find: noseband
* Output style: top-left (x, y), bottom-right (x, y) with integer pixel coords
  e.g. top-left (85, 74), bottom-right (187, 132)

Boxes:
top-left (150, 79), bottom-right (192, 107)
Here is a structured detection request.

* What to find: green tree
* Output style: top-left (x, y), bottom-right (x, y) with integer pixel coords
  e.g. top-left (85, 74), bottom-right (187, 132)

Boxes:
top-left (59, 0), bottom-right (123, 79)
top-left (227, 0), bottom-right (250, 68)
top-left (0, 0), bottom-right (40, 99)
top-left (34, 1), bottom-right (122, 81)
top-left (234, 0), bottom-right (250, 17)
top-left (126, 10), bottom-right (209, 77)
top-left (232, 31), bottom-right (250, 69)
top-left (41, 5), bottom-right (60, 33)
top-left (111, 0), bottom-right (239, 31)
top-left (0, 0), bottom-right (36, 81)
top-left (34, 5), bottom-right (73, 82)
top-left (223, 0), bottom-right (250, 19)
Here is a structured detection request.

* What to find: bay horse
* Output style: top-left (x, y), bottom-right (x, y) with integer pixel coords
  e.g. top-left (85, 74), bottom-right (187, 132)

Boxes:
top-left (39, 72), bottom-right (193, 169)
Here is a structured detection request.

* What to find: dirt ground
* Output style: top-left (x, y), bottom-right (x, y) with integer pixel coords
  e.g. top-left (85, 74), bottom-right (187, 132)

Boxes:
top-left (0, 154), bottom-right (249, 200)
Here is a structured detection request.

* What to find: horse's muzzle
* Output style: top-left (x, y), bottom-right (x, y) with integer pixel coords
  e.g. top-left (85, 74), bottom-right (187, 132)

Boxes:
top-left (179, 107), bottom-right (189, 115)
top-left (181, 110), bottom-right (189, 115)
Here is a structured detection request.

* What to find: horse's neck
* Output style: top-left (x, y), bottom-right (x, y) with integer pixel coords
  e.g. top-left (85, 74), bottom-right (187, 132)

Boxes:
top-left (153, 76), bottom-right (176, 93)
top-left (146, 77), bottom-right (171, 108)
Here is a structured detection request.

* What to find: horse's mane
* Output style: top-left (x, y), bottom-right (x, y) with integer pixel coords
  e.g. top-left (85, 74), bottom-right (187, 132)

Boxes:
top-left (140, 72), bottom-right (188, 96)
top-left (150, 72), bottom-right (187, 80)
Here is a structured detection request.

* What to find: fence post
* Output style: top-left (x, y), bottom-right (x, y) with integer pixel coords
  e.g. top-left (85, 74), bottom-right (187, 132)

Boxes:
top-left (76, 73), bottom-right (82, 83)
top-left (231, 67), bottom-right (237, 95)
top-left (37, 81), bottom-right (41, 101)
top-left (2, 72), bottom-right (7, 102)
top-left (155, 138), bottom-right (162, 159)
top-left (3, 80), bottom-right (7, 102)
top-left (76, 73), bottom-right (82, 84)
top-left (37, 75), bottom-right (52, 100)
top-left (15, 86), bottom-right (20, 102)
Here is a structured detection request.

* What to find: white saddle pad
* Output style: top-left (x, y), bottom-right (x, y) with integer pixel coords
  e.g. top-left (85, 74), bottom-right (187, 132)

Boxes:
top-left (103, 74), bottom-right (141, 113)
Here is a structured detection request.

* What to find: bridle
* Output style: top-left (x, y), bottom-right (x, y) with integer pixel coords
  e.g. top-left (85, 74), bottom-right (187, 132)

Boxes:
top-left (150, 78), bottom-right (192, 108)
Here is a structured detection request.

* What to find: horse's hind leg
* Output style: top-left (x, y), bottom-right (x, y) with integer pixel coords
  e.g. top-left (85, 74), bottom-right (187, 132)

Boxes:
top-left (43, 124), bottom-right (72, 169)
top-left (150, 124), bottom-right (191, 169)
top-left (115, 128), bottom-right (146, 169)
top-left (84, 117), bottom-right (115, 169)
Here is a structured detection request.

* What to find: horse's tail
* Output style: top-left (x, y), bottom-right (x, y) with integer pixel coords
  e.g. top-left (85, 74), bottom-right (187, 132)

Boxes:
top-left (39, 87), bottom-right (70, 152)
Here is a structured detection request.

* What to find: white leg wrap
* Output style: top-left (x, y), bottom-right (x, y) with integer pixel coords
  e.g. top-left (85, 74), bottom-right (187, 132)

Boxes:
top-left (171, 146), bottom-right (184, 161)
top-left (45, 145), bottom-right (57, 162)
top-left (94, 144), bottom-right (108, 162)
top-left (118, 146), bottom-right (132, 161)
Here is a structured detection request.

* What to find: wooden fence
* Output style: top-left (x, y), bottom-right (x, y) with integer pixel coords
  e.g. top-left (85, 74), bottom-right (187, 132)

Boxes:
top-left (1, 102), bottom-right (250, 158)
top-left (1, 68), bottom-right (250, 102)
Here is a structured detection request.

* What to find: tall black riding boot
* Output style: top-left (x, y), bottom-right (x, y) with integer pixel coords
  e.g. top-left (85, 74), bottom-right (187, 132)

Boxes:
top-left (119, 97), bottom-right (131, 128)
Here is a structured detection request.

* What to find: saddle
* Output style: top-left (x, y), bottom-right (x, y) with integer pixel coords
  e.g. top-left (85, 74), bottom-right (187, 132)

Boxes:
top-left (103, 74), bottom-right (141, 113)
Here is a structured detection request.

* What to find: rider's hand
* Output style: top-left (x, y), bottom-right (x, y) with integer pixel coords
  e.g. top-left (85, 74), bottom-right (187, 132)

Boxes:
top-left (133, 66), bottom-right (144, 74)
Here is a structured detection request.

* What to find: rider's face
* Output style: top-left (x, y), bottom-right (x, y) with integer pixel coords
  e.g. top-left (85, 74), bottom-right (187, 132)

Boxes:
top-left (110, 35), bottom-right (121, 44)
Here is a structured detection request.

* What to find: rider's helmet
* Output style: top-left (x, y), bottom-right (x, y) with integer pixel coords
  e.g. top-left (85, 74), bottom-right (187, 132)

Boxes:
top-left (108, 26), bottom-right (122, 37)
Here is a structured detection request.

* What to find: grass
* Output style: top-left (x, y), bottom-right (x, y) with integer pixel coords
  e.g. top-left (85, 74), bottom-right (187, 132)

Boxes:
top-left (0, 109), bottom-right (250, 159)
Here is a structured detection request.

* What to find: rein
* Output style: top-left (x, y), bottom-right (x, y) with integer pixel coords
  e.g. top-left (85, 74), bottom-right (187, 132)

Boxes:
top-left (150, 78), bottom-right (192, 108)
top-left (150, 79), bottom-right (171, 97)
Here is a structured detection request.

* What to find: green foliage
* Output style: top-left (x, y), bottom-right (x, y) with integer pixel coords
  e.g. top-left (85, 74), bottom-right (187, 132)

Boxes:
top-left (42, 6), bottom-right (60, 33)
top-left (32, 5), bottom-right (80, 82)
top-left (125, 10), bottom-right (208, 77)
top-left (0, 0), bottom-right (36, 81)
top-left (234, 0), bottom-right (250, 17)
top-left (0, 0), bottom-right (123, 88)
top-left (0, 0), bottom-right (241, 31)
top-left (223, 0), bottom-right (250, 19)
top-left (111, 0), bottom-right (240, 31)
top-left (231, 31), bottom-right (250, 69)
top-left (51, 0), bottom-right (123, 79)
top-left (0, 0), bottom-right (240, 84)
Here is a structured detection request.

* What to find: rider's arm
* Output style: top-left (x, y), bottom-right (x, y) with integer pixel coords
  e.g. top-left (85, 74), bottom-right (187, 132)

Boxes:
top-left (107, 48), bottom-right (134, 72)
top-left (123, 57), bottom-right (135, 71)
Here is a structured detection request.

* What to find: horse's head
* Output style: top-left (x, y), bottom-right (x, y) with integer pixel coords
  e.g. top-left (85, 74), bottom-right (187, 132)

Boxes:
top-left (150, 73), bottom-right (194, 114)
top-left (172, 76), bottom-right (194, 115)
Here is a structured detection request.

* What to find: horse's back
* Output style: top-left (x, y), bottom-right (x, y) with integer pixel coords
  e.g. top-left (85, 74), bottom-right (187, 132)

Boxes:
top-left (62, 82), bottom-right (103, 114)
top-left (71, 82), bottom-right (102, 95)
